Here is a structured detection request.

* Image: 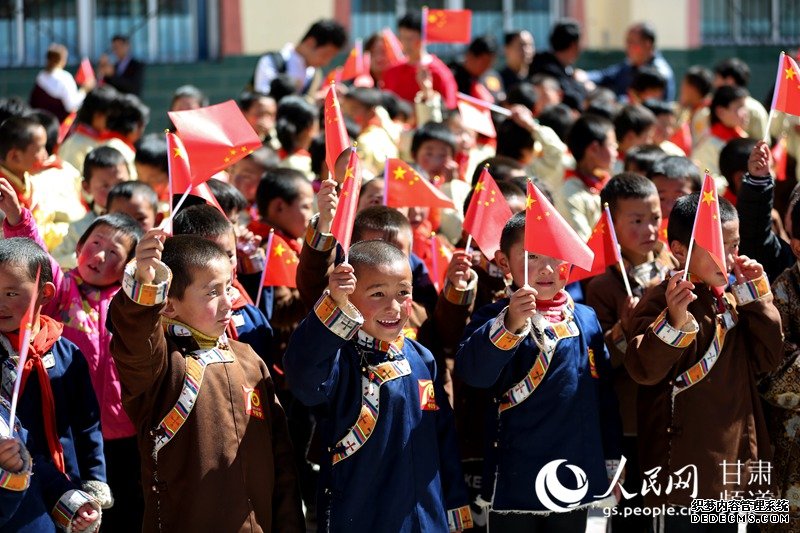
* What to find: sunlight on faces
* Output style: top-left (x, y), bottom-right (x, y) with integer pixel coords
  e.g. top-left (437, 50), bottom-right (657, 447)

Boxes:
top-left (135, 163), bottom-right (169, 201)
top-left (495, 240), bottom-right (568, 301)
top-left (244, 97), bottom-right (277, 138)
top-left (406, 206), bottom-right (430, 232)
top-left (0, 263), bottom-right (54, 334)
top-left (587, 130), bottom-right (618, 172)
top-left (357, 180), bottom-right (384, 212)
top-left (232, 158), bottom-right (266, 203)
top-left (164, 257), bottom-right (234, 338)
top-left (652, 176), bottom-right (694, 221)
top-left (415, 139), bottom-right (454, 177)
top-left (625, 28), bottom-right (653, 67)
top-left (445, 114), bottom-right (477, 153)
top-left (270, 181), bottom-right (314, 240)
top-left (170, 96), bottom-right (202, 112)
top-left (716, 98), bottom-right (749, 130)
top-left (613, 195), bottom-right (661, 264)
top-left (206, 231), bottom-right (238, 273)
top-left (84, 163), bottom-right (129, 210)
top-left (397, 28), bottom-right (421, 58)
top-left (307, 44), bottom-right (340, 68)
top-left (350, 258), bottom-right (413, 342)
top-left (673, 219), bottom-right (740, 287)
top-left (7, 126), bottom-right (48, 174)
top-left (76, 225), bottom-right (135, 287)
top-left (107, 194), bottom-right (157, 232)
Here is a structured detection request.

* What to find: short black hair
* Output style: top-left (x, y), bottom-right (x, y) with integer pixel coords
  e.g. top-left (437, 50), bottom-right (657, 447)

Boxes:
top-left (500, 211), bottom-right (526, 256)
top-left (173, 204), bottom-right (233, 238)
top-left (255, 167), bottom-right (309, 218)
top-left (353, 206), bottom-right (412, 244)
top-left (301, 19), bottom-right (347, 49)
top-left (504, 30), bottom-right (528, 47)
top-left (641, 98), bottom-right (674, 118)
top-left (630, 66), bottom-right (666, 96)
top-left (0, 116), bottom-right (42, 160)
top-left (77, 213), bottom-right (143, 262)
top-left (567, 114), bottom-right (614, 162)
top-left (30, 109), bottom-right (59, 155)
top-left (0, 238), bottom-right (53, 288)
top-left (269, 75), bottom-right (298, 104)
top-left (410, 122), bottom-right (457, 158)
top-left (207, 178), bottom-right (249, 217)
top-left (709, 85), bottom-right (748, 125)
top-left (111, 35), bottom-right (129, 43)
top-left (600, 172), bottom-right (659, 214)
top-left (470, 156), bottom-right (524, 187)
top-left (76, 86), bottom-right (118, 127)
top-left (549, 19), bottom-right (581, 52)
top-left (106, 93), bottom-right (149, 135)
top-left (84, 145), bottom-right (127, 183)
top-left (624, 144), bottom-right (666, 175)
top-left (538, 104), bottom-right (575, 142)
top-left (719, 137), bottom-right (757, 191)
top-left (683, 66), bottom-right (714, 98)
top-left (247, 146), bottom-right (280, 171)
top-left (467, 35), bottom-right (498, 57)
top-left (0, 97), bottom-right (32, 125)
top-left (668, 193), bottom-right (737, 247)
top-left (630, 22), bottom-right (656, 45)
top-left (134, 133), bottom-right (168, 173)
top-left (238, 91), bottom-right (274, 113)
top-left (714, 57), bottom-right (750, 87)
top-left (162, 235), bottom-right (230, 300)
top-left (345, 87), bottom-right (383, 109)
top-left (496, 119), bottom-right (534, 161)
top-left (649, 155), bottom-right (703, 190)
top-left (398, 12), bottom-right (422, 33)
top-left (106, 181), bottom-right (158, 217)
top-left (348, 239), bottom-right (409, 276)
top-left (505, 83), bottom-right (537, 110)
top-left (275, 96), bottom-right (318, 154)
top-left (381, 91), bottom-right (413, 122)
top-left (584, 87), bottom-right (619, 119)
top-left (614, 104), bottom-right (657, 141)
top-left (171, 85), bottom-right (208, 108)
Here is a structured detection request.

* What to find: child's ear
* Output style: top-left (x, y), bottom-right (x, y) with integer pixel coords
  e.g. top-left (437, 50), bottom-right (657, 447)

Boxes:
top-left (161, 299), bottom-right (178, 319)
top-left (38, 282), bottom-right (56, 307)
top-left (494, 250), bottom-right (511, 276)
top-left (670, 239), bottom-right (688, 264)
top-left (81, 180), bottom-right (91, 194)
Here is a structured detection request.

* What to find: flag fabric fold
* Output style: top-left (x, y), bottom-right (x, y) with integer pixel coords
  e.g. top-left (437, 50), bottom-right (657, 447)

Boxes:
top-left (75, 58), bottom-right (96, 86)
top-left (568, 207), bottom-right (621, 283)
top-left (167, 132), bottom-right (224, 215)
top-left (324, 84), bottom-right (350, 180)
top-left (422, 233), bottom-right (452, 292)
top-left (690, 173), bottom-right (727, 282)
top-left (457, 96), bottom-right (497, 138)
top-left (330, 149), bottom-right (362, 254)
top-left (770, 52), bottom-right (800, 116)
top-left (462, 167), bottom-right (511, 259)
top-left (384, 159), bottom-right (455, 209)
top-left (381, 29), bottom-right (407, 68)
top-left (263, 234), bottom-right (299, 288)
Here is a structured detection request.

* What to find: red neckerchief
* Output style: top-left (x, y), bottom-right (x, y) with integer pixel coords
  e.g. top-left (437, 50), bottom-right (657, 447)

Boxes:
top-left (710, 123), bottom-right (745, 143)
top-left (564, 168), bottom-right (611, 195)
top-left (536, 290), bottom-right (568, 323)
top-left (455, 151), bottom-right (470, 181)
top-left (6, 315), bottom-right (66, 473)
top-left (36, 155), bottom-right (64, 171)
top-left (102, 131), bottom-right (136, 152)
top-left (74, 124), bottom-right (102, 140)
top-left (723, 188), bottom-right (737, 206)
top-left (277, 148), bottom-right (311, 160)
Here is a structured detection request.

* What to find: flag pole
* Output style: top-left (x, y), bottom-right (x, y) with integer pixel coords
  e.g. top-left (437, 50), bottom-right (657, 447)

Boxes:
top-left (457, 92), bottom-right (512, 117)
top-left (421, 6), bottom-right (428, 63)
top-left (382, 158), bottom-right (389, 206)
top-left (765, 51), bottom-right (786, 143)
top-left (159, 186), bottom-right (193, 231)
top-left (604, 204), bottom-right (633, 298)
top-left (682, 174), bottom-right (708, 282)
top-left (430, 232), bottom-right (440, 292)
top-left (464, 234), bottom-right (473, 255)
top-left (254, 229), bottom-right (275, 310)
top-left (7, 267), bottom-right (40, 436)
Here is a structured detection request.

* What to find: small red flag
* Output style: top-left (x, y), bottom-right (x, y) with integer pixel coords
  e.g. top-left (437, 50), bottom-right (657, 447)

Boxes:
top-left (568, 207), bottom-right (622, 283)
top-left (324, 83), bottom-right (350, 180)
top-left (424, 9), bottom-right (472, 44)
top-left (330, 149), bottom-right (362, 254)
top-left (772, 137), bottom-right (788, 181)
top-left (381, 29), bottom-right (407, 68)
top-left (690, 174), bottom-right (727, 283)
top-left (167, 132), bottom-right (224, 215)
top-left (384, 159), bottom-right (455, 209)
top-left (657, 216), bottom-right (669, 244)
top-left (340, 41), bottom-right (363, 81)
top-left (74, 58), bottom-right (95, 86)
top-left (422, 233), bottom-right (453, 292)
top-left (770, 52), bottom-right (800, 116)
top-left (463, 167), bottom-right (512, 259)
top-left (353, 52), bottom-right (375, 88)
top-left (263, 233), bottom-right (299, 288)
top-left (57, 112), bottom-right (77, 146)
top-left (525, 180), bottom-right (594, 271)
top-left (457, 96), bottom-right (496, 138)
top-left (668, 121), bottom-right (692, 156)
top-left (168, 100), bottom-right (261, 186)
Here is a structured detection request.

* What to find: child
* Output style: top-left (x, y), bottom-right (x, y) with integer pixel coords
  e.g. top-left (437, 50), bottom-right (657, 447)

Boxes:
top-left (109, 231), bottom-right (304, 531)
top-left (559, 113), bottom-right (618, 240)
top-left (642, 99), bottom-right (686, 156)
top-left (676, 66), bottom-right (713, 146)
top-left (0, 117), bottom-right (50, 225)
top-left (238, 91), bottom-right (278, 148)
top-left (106, 180), bottom-right (158, 232)
top-left (283, 239), bottom-right (471, 531)
top-left (230, 147), bottom-right (279, 218)
top-left (59, 85), bottom-right (119, 174)
top-left (455, 212), bottom-right (622, 530)
top-left (648, 155), bottom-right (702, 225)
top-left (613, 104), bottom-right (657, 173)
top-left (133, 133), bottom-right (169, 206)
top-left (276, 96), bottom-right (319, 181)
top-left (249, 167), bottom-right (314, 251)
top-left (99, 93), bottom-right (149, 180)
top-left (624, 144), bottom-right (666, 175)
top-left (625, 193), bottom-right (782, 523)
top-left (692, 84), bottom-right (748, 178)
top-left (344, 88), bottom-right (399, 179)
top-left (53, 145), bottom-right (131, 269)
top-left (0, 230), bottom-right (109, 509)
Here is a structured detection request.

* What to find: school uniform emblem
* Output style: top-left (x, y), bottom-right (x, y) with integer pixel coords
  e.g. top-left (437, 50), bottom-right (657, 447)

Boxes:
top-left (588, 348), bottom-right (599, 378)
top-left (418, 380), bottom-right (438, 411)
top-left (243, 386), bottom-right (264, 419)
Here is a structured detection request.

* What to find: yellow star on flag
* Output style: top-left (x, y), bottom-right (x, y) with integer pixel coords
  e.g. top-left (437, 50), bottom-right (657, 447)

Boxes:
top-left (702, 190), bottom-right (715, 206)
top-left (393, 166), bottom-right (407, 180)
top-left (474, 181), bottom-right (485, 193)
top-left (344, 165), bottom-right (355, 181)
top-left (229, 149), bottom-right (237, 156)
top-left (173, 147), bottom-right (183, 158)
top-left (786, 67), bottom-right (796, 80)
top-left (273, 243), bottom-right (286, 257)
top-left (526, 195), bottom-right (534, 209)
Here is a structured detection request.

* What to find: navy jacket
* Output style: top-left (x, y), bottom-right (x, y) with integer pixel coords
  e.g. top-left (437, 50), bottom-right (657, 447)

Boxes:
top-left (284, 296), bottom-right (471, 532)
top-left (587, 51), bottom-right (676, 101)
top-left (232, 303), bottom-right (274, 366)
top-left (455, 297), bottom-right (622, 512)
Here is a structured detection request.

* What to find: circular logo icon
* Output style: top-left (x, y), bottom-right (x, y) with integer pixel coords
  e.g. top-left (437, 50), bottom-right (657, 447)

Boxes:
top-left (534, 459), bottom-right (589, 512)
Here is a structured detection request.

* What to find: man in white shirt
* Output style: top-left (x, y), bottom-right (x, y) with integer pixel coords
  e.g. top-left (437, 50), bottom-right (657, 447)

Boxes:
top-left (253, 19), bottom-right (347, 96)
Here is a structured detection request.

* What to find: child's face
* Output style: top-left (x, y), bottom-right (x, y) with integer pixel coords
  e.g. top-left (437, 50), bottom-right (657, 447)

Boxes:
top-left (613, 195), bottom-right (662, 263)
top-left (496, 241), bottom-right (568, 301)
top-left (350, 258), bottom-right (413, 342)
top-left (356, 180), bottom-right (384, 212)
top-left (652, 176), bottom-right (693, 221)
top-left (165, 257), bottom-right (234, 338)
top-left (84, 164), bottom-right (129, 209)
top-left (717, 98), bottom-right (748, 130)
top-left (679, 219), bottom-right (740, 287)
top-left (232, 158), bottom-right (265, 203)
top-left (0, 264), bottom-right (54, 333)
top-left (5, 126), bottom-right (48, 174)
top-left (406, 206), bottom-right (430, 230)
top-left (171, 96), bottom-right (202, 112)
top-left (207, 230), bottom-right (237, 273)
top-left (654, 113), bottom-right (676, 144)
top-left (679, 81), bottom-right (702, 108)
top-left (446, 115), bottom-right (476, 153)
top-left (135, 163), bottom-right (169, 201)
top-left (244, 97), bottom-right (277, 138)
top-left (108, 194), bottom-right (156, 232)
top-left (76, 226), bottom-right (134, 287)
top-left (415, 140), bottom-right (454, 177)
top-left (587, 130), bottom-right (618, 172)
top-left (621, 126), bottom-right (655, 154)
top-left (271, 182), bottom-right (315, 239)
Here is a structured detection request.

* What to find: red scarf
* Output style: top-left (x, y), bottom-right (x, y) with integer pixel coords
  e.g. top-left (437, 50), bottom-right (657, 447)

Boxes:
top-left (226, 278), bottom-right (253, 341)
top-left (101, 131), bottom-right (136, 152)
top-left (564, 169), bottom-right (611, 195)
top-left (6, 315), bottom-right (66, 473)
top-left (710, 123), bottom-right (745, 143)
top-left (75, 124), bottom-right (102, 140)
top-left (536, 290), bottom-right (568, 323)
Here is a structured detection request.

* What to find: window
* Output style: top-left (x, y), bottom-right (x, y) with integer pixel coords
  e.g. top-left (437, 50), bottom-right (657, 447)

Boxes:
top-left (702, 0), bottom-right (800, 44)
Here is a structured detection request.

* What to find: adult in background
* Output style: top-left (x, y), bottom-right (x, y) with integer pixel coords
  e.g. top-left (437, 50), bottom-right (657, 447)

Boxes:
top-left (29, 43), bottom-right (95, 122)
top-left (451, 35), bottom-right (503, 102)
top-left (587, 22), bottom-right (676, 101)
top-left (98, 35), bottom-right (145, 96)
top-left (499, 30), bottom-right (535, 93)
top-left (530, 18), bottom-right (588, 111)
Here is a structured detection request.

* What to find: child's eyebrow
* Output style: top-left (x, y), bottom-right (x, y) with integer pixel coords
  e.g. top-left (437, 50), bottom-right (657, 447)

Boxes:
top-left (365, 283), bottom-right (388, 290)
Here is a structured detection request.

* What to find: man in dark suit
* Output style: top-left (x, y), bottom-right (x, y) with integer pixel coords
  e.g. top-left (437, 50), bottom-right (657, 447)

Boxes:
top-left (98, 35), bottom-right (145, 96)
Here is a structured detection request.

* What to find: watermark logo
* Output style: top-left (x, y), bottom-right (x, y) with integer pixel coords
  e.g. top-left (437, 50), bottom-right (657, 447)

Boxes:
top-left (535, 459), bottom-right (589, 512)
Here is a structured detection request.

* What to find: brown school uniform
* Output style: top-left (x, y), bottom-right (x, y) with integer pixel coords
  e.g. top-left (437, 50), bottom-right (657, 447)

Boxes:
top-left (109, 261), bottom-right (304, 533)
top-left (625, 276), bottom-right (783, 506)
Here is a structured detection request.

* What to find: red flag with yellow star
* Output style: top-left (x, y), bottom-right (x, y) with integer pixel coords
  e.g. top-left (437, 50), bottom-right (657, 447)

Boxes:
top-left (263, 233), bottom-right (299, 288)
top-left (381, 29), bottom-right (407, 68)
top-left (167, 132), bottom-right (224, 215)
top-left (325, 83), bottom-right (350, 179)
top-left (168, 100), bottom-right (261, 186)
top-left (524, 180), bottom-right (594, 271)
top-left (330, 148), bottom-right (362, 254)
top-left (424, 9), bottom-right (472, 43)
top-left (690, 174), bottom-right (727, 280)
top-left (384, 159), bottom-right (455, 209)
top-left (422, 233), bottom-right (453, 292)
top-left (770, 52), bottom-right (800, 116)
top-left (57, 112), bottom-right (77, 145)
top-left (568, 207), bottom-right (622, 283)
top-left (463, 167), bottom-right (512, 259)
top-left (340, 40), bottom-right (363, 81)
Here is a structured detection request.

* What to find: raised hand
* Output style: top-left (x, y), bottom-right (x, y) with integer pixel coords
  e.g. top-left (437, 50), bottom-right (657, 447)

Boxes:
top-left (747, 140), bottom-right (771, 177)
top-left (732, 255), bottom-right (764, 283)
top-left (135, 228), bottom-right (168, 284)
top-left (0, 438), bottom-right (23, 473)
top-left (665, 271), bottom-right (696, 329)
top-left (0, 178), bottom-right (23, 226)
top-left (71, 503), bottom-right (99, 532)
top-left (445, 251), bottom-right (473, 291)
top-left (329, 263), bottom-right (356, 307)
top-left (505, 285), bottom-right (538, 333)
top-left (317, 179), bottom-right (339, 234)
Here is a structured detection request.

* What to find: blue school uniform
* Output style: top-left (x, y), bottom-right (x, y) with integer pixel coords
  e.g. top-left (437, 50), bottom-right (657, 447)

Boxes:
top-left (284, 293), bottom-right (472, 532)
top-left (455, 294), bottom-right (622, 513)
top-left (231, 303), bottom-right (273, 364)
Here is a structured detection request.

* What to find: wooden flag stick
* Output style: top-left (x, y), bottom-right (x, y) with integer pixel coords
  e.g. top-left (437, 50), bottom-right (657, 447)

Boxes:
top-left (7, 266), bottom-right (40, 436)
top-left (603, 204), bottom-right (633, 298)
top-left (464, 234), bottom-right (473, 255)
top-left (457, 92), bottom-right (512, 117)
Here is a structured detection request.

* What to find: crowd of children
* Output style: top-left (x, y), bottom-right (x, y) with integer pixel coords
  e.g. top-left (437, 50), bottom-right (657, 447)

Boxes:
top-left (0, 11), bottom-right (798, 533)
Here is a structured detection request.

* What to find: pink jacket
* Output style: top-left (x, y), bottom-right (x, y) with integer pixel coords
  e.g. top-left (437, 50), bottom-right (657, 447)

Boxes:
top-left (5, 208), bottom-right (135, 440)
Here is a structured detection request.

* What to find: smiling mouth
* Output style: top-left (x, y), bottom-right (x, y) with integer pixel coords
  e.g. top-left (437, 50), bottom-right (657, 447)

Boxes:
top-left (377, 318), bottom-right (401, 328)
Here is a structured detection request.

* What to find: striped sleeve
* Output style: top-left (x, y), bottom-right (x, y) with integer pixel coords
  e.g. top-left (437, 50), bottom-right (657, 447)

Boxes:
top-left (488, 306), bottom-right (530, 351)
top-left (121, 259), bottom-right (171, 306)
top-left (314, 290), bottom-right (364, 340)
top-left (651, 309), bottom-right (698, 348)
top-left (732, 275), bottom-right (771, 306)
